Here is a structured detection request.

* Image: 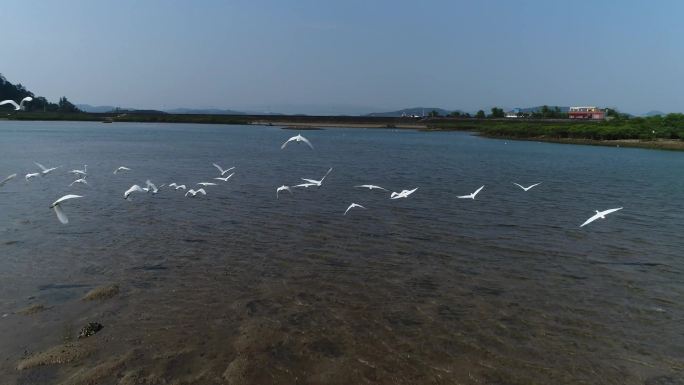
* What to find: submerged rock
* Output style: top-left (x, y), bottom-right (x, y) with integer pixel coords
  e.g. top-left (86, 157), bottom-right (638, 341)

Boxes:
top-left (17, 343), bottom-right (95, 370)
top-left (17, 304), bottom-right (48, 315)
top-left (82, 284), bottom-right (120, 301)
top-left (78, 322), bottom-right (103, 339)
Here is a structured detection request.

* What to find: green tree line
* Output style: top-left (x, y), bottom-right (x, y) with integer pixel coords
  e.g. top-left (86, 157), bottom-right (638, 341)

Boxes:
top-left (0, 74), bottom-right (80, 113)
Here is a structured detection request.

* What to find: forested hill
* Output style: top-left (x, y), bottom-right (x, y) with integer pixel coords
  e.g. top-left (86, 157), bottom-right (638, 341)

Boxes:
top-left (0, 74), bottom-right (80, 112)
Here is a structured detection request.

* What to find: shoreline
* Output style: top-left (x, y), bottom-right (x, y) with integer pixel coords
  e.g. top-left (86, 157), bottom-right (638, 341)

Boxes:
top-left (2, 114), bottom-right (682, 152)
top-left (477, 134), bottom-right (684, 151)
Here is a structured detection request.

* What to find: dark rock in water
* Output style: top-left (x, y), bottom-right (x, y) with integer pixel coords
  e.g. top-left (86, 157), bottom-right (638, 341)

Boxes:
top-left (78, 322), bottom-right (103, 339)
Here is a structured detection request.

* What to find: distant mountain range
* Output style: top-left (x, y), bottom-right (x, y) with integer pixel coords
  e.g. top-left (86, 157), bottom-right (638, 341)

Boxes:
top-left (643, 110), bottom-right (666, 117)
top-left (365, 107), bottom-right (454, 117)
top-left (77, 104), bottom-right (286, 115)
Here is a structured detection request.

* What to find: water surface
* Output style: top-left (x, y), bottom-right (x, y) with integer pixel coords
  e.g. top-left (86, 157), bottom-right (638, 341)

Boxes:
top-left (1, 121), bottom-right (683, 384)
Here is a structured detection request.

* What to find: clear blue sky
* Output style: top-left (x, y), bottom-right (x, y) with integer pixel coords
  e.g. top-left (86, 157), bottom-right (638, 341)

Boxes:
top-left (2, 0), bottom-right (683, 114)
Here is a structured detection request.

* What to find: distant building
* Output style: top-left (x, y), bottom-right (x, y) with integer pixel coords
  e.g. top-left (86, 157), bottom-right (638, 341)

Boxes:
top-left (569, 106), bottom-right (605, 120)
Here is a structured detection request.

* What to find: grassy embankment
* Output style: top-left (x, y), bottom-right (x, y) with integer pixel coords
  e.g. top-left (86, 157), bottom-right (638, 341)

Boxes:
top-left (3, 111), bottom-right (684, 150)
top-left (426, 115), bottom-right (684, 150)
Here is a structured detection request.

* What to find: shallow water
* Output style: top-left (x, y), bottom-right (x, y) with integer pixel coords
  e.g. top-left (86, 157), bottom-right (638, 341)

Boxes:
top-left (1, 121), bottom-right (683, 384)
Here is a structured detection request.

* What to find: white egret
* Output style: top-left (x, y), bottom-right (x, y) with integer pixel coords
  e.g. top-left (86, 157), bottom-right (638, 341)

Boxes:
top-left (213, 163), bottom-right (235, 176)
top-left (50, 194), bottom-right (83, 224)
top-left (344, 203), bottom-right (366, 215)
top-left (144, 180), bottom-right (159, 194)
top-left (113, 166), bottom-right (131, 174)
top-left (68, 165), bottom-right (87, 177)
top-left (0, 173), bottom-right (17, 187)
top-left (354, 184), bottom-right (388, 191)
top-left (124, 185), bottom-right (145, 200)
top-left (276, 185), bottom-right (292, 198)
top-left (294, 182), bottom-right (317, 188)
top-left (301, 167), bottom-right (332, 187)
top-left (214, 173), bottom-right (234, 182)
top-left (457, 185), bottom-right (484, 200)
top-left (169, 183), bottom-right (186, 190)
top-left (580, 207), bottom-right (623, 228)
top-left (25, 173), bottom-right (40, 181)
top-left (513, 182), bottom-right (541, 192)
top-left (281, 134), bottom-right (314, 150)
top-left (185, 188), bottom-right (207, 197)
top-left (0, 96), bottom-right (32, 111)
top-left (69, 177), bottom-right (88, 187)
top-left (390, 187), bottom-right (418, 200)
top-left (34, 162), bottom-right (61, 176)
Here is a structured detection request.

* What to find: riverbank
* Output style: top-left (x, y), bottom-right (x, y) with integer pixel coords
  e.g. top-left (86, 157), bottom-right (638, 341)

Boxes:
top-left (3, 111), bottom-right (683, 151)
top-left (478, 135), bottom-right (684, 151)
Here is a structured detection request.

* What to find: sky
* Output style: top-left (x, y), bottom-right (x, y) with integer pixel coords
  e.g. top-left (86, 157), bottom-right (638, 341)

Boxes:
top-left (1, 0), bottom-right (683, 115)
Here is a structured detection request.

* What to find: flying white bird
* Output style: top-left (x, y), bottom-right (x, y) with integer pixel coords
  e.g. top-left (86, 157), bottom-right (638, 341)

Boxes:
top-left (276, 185), bottom-right (292, 198)
top-left (25, 172), bottom-right (40, 181)
top-left (580, 207), bottom-right (623, 228)
top-left (124, 184), bottom-right (145, 200)
top-left (168, 183), bottom-right (186, 190)
top-left (113, 166), bottom-right (131, 174)
top-left (214, 173), bottom-right (235, 182)
top-left (281, 134), bottom-right (314, 150)
top-left (390, 187), bottom-right (419, 200)
top-left (197, 182), bottom-right (217, 187)
top-left (355, 184), bottom-right (388, 191)
top-left (69, 177), bottom-right (88, 187)
top-left (294, 182), bottom-right (317, 188)
top-left (34, 162), bottom-right (61, 176)
top-left (513, 182), bottom-right (541, 192)
top-left (68, 165), bottom-right (87, 177)
top-left (301, 167), bottom-right (333, 187)
top-left (143, 180), bottom-right (159, 194)
top-left (185, 188), bottom-right (207, 197)
top-left (344, 203), bottom-right (366, 215)
top-left (213, 163), bottom-right (235, 176)
top-left (49, 194), bottom-right (83, 224)
top-left (457, 185), bottom-right (484, 200)
top-left (0, 173), bottom-right (17, 187)
top-left (0, 96), bottom-right (32, 111)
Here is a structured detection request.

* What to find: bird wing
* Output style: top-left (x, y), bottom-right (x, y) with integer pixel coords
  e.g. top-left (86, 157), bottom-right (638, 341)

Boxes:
top-left (457, 194), bottom-right (471, 199)
top-left (513, 183), bottom-right (525, 190)
top-left (34, 162), bottom-right (48, 172)
top-left (0, 174), bottom-right (17, 186)
top-left (320, 167), bottom-right (332, 182)
top-left (528, 182), bottom-right (541, 190)
top-left (197, 188), bottom-right (207, 195)
top-left (177, 185), bottom-right (186, 190)
top-left (580, 212), bottom-right (602, 227)
top-left (52, 194), bottom-right (83, 207)
top-left (601, 207), bottom-right (623, 216)
top-left (407, 187), bottom-right (418, 195)
top-left (300, 135), bottom-right (314, 149)
top-left (472, 185), bottom-right (484, 197)
top-left (212, 163), bottom-right (225, 174)
top-left (53, 205), bottom-right (69, 224)
top-left (281, 137), bottom-right (296, 149)
top-left (301, 178), bottom-right (318, 184)
top-left (0, 100), bottom-right (20, 110)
